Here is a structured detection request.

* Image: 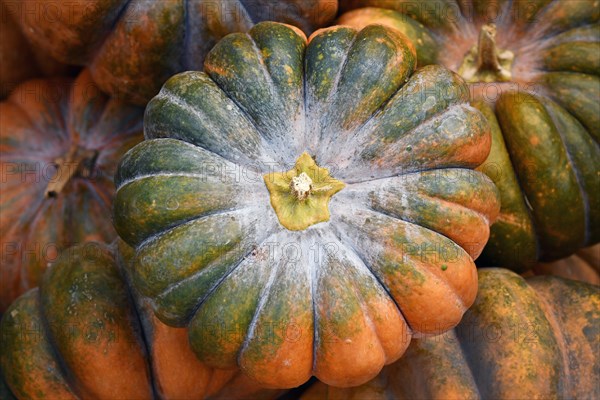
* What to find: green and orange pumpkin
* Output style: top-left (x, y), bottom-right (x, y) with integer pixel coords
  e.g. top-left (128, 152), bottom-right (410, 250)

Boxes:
top-left (6, 0), bottom-right (338, 104)
top-left (0, 70), bottom-right (143, 311)
top-left (339, 0), bottom-right (600, 271)
top-left (113, 21), bottom-right (500, 388)
top-left (0, 242), bottom-right (282, 400)
top-left (304, 268), bottom-right (600, 399)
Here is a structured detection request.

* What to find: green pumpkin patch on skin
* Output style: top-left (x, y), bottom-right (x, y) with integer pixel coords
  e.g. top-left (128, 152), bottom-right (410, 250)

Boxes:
top-left (114, 21), bottom-right (500, 388)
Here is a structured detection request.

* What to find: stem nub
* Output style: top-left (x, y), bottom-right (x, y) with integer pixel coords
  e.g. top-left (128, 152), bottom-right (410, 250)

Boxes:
top-left (290, 172), bottom-right (313, 200)
top-left (45, 146), bottom-right (98, 198)
top-left (458, 23), bottom-right (514, 83)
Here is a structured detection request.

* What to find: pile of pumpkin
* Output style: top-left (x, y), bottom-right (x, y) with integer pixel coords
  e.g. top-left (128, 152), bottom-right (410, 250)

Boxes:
top-left (1, 1), bottom-right (598, 399)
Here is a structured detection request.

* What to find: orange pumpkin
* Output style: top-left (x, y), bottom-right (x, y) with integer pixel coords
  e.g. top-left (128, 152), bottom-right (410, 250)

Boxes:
top-left (0, 70), bottom-right (143, 311)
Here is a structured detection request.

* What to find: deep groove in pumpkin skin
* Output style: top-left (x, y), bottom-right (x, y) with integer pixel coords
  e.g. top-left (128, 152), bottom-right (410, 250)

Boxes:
top-left (314, 27), bottom-right (418, 162)
top-left (327, 232), bottom-right (407, 366)
top-left (315, 28), bottom-right (359, 146)
top-left (114, 137), bottom-right (270, 188)
top-left (131, 206), bottom-right (255, 253)
top-left (526, 283), bottom-right (572, 398)
top-left (83, 97), bottom-right (123, 147)
top-left (541, 100), bottom-right (598, 246)
top-left (77, 0), bottom-right (134, 65)
top-left (333, 205), bottom-right (475, 331)
top-left (156, 225), bottom-right (279, 323)
top-left (131, 208), bottom-right (278, 304)
top-left (81, 179), bottom-right (113, 219)
top-left (236, 235), bottom-right (284, 369)
top-left (342, 169), bottom-right (498, 222)
top-left (330, 225), bottom-right (414, 335)
top-left (311, 231), bottom-right (390, 386)
top-left (245, 32), bottom-right (287, 120)
top-left (366, 196), bottom-right (491, 260)
top-left (548, 113), bottom-right (592, 244)
top-left (340, 192), bottom-right (484, 264)
top-left (200, 62), bottom-right (291, 163)
top-left (334, 104), bottom-right (489, 183)
top-left (144, 90), bottom-right (275, 166)
top-left (457, 270), bottom-right (561, 398)
top-left (12, 195), bottom-right (61, 292)
top-left (495, 94), bottom-right (587, 260)
top-left (90, 108), bottom-right (145, 153)
top-left (203, 28), bottom-right (303, 162)
top-left (36, 260), bottom-right (91, 399)
top-left (308, 229), bottom-right (322, 375)
top-left (318, 68), bottom-right (469, 169)
top-left (114, 246), bottom-right (161, 399)
top-left (116, 171), bottom-right (263, 193)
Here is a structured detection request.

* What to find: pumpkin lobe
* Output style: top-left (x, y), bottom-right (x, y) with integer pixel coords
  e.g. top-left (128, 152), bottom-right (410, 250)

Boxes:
top-left (457, 23), bottom-right (515, 83)
top-left (264, 152), bottom-right (345, 231)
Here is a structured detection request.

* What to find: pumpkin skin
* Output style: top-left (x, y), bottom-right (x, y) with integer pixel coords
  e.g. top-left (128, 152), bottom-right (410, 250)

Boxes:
top-left (7, 0), bottom-right (338, 105)
top-left (0, 0), bottom-right (74, 98)
top-left (338, 1), bottom-right (600, 271)
top-left (303, 268), bottom-right (600, 399)
top-left (113, 22), bottom-right (500, 388)
top-left (0, 242), bottom-right (282, 400)
top-left (0, 70), bottom-right (143, 312)
top-left (533, 243), bottom-right (600, 285)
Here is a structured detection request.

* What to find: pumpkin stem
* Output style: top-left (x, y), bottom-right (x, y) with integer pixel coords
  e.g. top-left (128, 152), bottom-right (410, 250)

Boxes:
top-left (45, 146), bottom-right (99, 198)
top-left (458, 23), bottom-right (514, 83)
top-left (290, 172), bottom-right (313, 200)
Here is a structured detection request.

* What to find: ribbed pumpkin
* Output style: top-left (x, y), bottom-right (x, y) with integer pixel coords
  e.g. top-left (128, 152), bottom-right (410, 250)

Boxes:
top-left (304, 268), bottom-right (600, 399)
top-left (113, 21), bottom-right (500, 388)
top-left (6, 0), bottom-right (338, 104)
top-left (339, 0), bottom-right (600, 271)
top-left (533, 243), bottom-right (600, 285)
top-left (0, 242), bottom-right (281, 400)
top-left (0, 0), bottom-right (74, 98)
top-left (0, 70), bottom-right (143, 312)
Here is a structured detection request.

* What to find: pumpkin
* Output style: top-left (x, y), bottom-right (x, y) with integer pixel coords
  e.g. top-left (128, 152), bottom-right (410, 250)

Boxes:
top-left (0, 242), bottom-right (282, 400)
top-left (6, 0), bottom-right (338, 105)
top-left (0, 70), bottom-right (143, 312)
top-left (338, 1), bottom-right (600, 271)
top-left (533, 243), bottom-right (600, 285)
top-left (0, 366), bottom-right (15, 400)
top-left (113, 21), bottom-right (500, 388)
top-left (303, 268), bottom-right (600, 399)
top-left (0, 0), bottom-right (74, 98)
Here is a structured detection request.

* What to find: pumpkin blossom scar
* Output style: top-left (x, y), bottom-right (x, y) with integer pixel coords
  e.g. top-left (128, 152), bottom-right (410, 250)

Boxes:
top-left (264, 152), bottom-right (345, 230)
